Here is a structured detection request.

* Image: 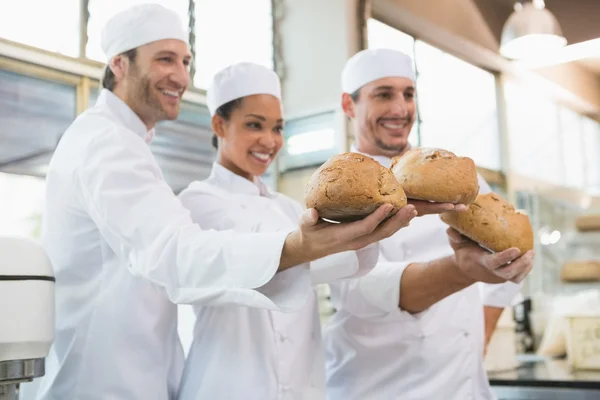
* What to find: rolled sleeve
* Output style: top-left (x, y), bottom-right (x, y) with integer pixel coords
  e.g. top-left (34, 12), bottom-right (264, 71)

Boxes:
top-left (329, 256), bottom-right (413, 320)
top-left (310, 243), bottom-right (379, 285)
top-left (480, 281), bottom-right (522, 308)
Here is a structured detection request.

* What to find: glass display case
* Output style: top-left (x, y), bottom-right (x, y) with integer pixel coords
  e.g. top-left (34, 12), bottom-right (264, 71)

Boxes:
top-left (515, 189), bottom-right (600, 298)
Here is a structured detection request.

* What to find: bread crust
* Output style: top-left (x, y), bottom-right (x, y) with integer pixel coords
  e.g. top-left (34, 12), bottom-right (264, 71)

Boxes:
top-left (391, 148), bottom-right (479, 204)
top-left (440, 192), bottom-right (534, 254)
top-left (305, 152), bottom-right (407, 222)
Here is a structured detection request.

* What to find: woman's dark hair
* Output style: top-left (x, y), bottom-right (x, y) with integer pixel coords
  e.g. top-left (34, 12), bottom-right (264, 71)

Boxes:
top-left (101, 48), bottom-right (138, 92)
top-left (212, 97), bottom-right (244, 149)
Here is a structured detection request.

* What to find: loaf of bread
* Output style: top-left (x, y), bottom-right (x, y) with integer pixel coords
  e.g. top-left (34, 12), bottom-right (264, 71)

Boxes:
top-left (575, 214), bottom-right (600, 232)
top-left (561, 261), bottom-right (600, 282)
top-left (440, 192), bottom-right (534, 254)
top-left (390, 148), bottom-right (479, 204)
top-left (305, 152), bottom-right (407, 222)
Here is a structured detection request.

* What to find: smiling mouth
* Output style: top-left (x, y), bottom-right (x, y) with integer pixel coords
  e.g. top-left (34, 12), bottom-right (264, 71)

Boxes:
top-left (251, 152), bottom-right (272, 162)
top-left (160, 89), bottom-right (181, 98)
top-left (380, 120), bottom-right (409, 130)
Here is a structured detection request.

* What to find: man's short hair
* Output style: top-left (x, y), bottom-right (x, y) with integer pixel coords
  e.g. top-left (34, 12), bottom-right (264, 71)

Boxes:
top-left (101, 48), bottom-right (138, 92)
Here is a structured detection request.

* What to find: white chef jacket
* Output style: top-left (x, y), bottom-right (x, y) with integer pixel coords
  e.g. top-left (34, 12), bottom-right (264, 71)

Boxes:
top-left (34, 89), bottom-right (311, 400)
top-left (176, 162), bottom-right (379, 400)
top-left (323, 150), bottom-right (522, 400)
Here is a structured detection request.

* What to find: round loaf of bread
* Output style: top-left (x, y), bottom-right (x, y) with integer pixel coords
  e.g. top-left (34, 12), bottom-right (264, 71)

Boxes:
top-left (390, 148), bottom-right (479, 204)
top-left (305, 152), bottom-right (408, 222)
top-left (439, 192), bottom-right (534, 254)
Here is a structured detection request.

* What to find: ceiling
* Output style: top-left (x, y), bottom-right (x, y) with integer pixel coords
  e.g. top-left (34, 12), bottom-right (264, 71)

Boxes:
top-left (472, 0), bottom-right (600, 73)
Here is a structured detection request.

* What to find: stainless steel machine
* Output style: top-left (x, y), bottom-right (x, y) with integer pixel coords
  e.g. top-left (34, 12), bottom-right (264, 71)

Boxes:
top-left (0, 237), bottom-right (54, 400)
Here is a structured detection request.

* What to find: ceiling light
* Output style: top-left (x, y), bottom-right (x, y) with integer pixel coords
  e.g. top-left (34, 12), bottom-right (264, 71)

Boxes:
top-left (500, 1), bottom-right (567, 60)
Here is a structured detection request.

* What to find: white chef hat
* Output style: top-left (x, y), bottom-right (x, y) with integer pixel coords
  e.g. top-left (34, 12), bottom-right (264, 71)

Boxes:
top-left (101, 3), bottom-right (189, 62)
top-left (207, 62), bottom-right (282, 116)
top-left (341, 48), bottom-right (415, 94)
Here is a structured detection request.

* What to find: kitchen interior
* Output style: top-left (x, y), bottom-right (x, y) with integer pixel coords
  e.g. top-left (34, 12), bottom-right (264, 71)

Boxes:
top-left (1, 0), bottom-right (600, 399)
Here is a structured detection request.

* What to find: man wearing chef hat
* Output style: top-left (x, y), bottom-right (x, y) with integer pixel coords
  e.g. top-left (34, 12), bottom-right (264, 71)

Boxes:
top-left (322, 48), bottom-right (536, 399)
top-left (32, 6), bottom-right (417, 399)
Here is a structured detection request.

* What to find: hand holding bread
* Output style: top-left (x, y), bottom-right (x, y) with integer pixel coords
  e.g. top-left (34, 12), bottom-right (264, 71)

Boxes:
top-left (440, 192), bottom-right (534, 254)
top-left (447, 227), bottom-right (534, 284)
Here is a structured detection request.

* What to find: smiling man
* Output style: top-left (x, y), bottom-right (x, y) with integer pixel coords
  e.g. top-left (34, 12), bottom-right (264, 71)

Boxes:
top-left (323, 48), bottom-right (535, 400)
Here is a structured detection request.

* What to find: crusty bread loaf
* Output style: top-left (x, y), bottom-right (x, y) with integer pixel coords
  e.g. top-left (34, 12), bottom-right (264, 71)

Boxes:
top-left (561, 261), bottom-right (600, 282)
top-left (390, 148), bottom-right (479, 204)
top-left (305, 152), bottom-right (407, 222)
top-left (440, 192), bottom-right (534, 254)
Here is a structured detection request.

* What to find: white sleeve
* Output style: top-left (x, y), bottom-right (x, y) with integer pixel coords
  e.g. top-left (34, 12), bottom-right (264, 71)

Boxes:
top-left (276, 193), bottom-right (380, 285)
top-left (178, 184), bottom-right (310, 311)
top-left (329, 247), bottom-right (425, 320)
top-left (479, 281), bottom-right (522, 308)
top-left (76, 128), bottom-right (303, 312)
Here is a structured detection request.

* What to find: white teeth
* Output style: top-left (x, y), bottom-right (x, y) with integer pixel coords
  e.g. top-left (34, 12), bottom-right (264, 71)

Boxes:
top-left (382, 122), bottom-right (406, 129)
top-left (161, 90), bottom-right (179, 98)
top-left (252, 152), bottom-right (270, 161)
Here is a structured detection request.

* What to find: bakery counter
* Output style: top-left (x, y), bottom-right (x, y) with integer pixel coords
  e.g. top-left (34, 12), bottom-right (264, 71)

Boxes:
top-left (489, 355), bottom-right (600, 399)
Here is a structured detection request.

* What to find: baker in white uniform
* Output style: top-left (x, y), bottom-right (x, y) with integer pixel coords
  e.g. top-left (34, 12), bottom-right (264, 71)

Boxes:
top-left (33, 6), bottom-right (418, 399)
top-left (323, 48), bottom-right (536, 400)
top-left (175, 62), bottom-right (405, 400)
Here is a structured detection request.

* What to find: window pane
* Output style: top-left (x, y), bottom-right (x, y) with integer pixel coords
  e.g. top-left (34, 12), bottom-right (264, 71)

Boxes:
top-left (0, 70), bottom-right (76, 176)
top-left (582, 116), bottom-right (600, 192)
top-left (415, 40), bottom-right (501, 170)
top-left (504, 81), bottom-right (563, 185)
top-left (0, 0), bottom-right (80, 57)
top-left (279, 110), bottom-right (340, 172)
top-left (86, 0), bottom-right (190, 63)
top-left (193, 0), bottom-right (273, 89)
top-left (366, 18), bottom-right (415, 60)
top-left (0, 173), bottom-right (45, 238)
top-left (558, 107), bottom-right (585, 189)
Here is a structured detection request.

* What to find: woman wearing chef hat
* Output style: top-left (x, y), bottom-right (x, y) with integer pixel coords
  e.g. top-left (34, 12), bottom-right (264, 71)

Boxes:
top-left (175, 62), bottom-right (401, 399)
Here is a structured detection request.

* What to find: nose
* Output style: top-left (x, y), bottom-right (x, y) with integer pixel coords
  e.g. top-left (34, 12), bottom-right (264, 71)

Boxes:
top-left (391, 99), bottom-right (409, 118)
top-left (169, 61), bottom-right (190, 89)
top-left (258, 131), bottom-right (277, 149)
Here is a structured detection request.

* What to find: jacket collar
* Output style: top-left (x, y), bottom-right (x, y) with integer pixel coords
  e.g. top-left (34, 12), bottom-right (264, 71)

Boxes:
top-left (96, 89), bottom-right (155, 144)
top-left (208, 162), bottom-right (275, 198)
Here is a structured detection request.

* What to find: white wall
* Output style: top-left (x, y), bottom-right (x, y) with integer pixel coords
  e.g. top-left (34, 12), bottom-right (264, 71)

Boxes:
top-left (278, 0), bottom-right (361, 118)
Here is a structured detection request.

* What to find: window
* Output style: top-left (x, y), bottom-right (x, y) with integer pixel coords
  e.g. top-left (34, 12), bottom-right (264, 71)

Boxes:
top-left (0, 70), bottom-right (77, 177)
top-left (366, 18), bottom-right (419, 149)
top-left (367, 19), bottom-right (415, 59)
top-left (0, 173), bottom-right (45, 238)
top-left (193, 0), bottom-right (274, 89)
top-left (582, 116), bottom-right (600, 192)
top-left (504, 81), bottom-right (563, 186)
top-left (0, 0), bottom-right (80, 57)
top-left (558, 107), bottom-right (585, 189)
top-left (415, 41), bottom-right (501, 171)
top-left (86, 0), bottom-right (190, 63)
top-left (279, 110), bottom-right (341, 172)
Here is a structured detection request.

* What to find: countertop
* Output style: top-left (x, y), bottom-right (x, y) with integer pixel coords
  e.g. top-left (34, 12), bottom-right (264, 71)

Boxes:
top-left (488, 354), bottom-right (600, 389)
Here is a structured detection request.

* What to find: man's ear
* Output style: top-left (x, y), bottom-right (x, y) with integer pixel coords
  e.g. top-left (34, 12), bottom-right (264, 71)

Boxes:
top-left (341, 92), bottom-right (356, 119)
top-left (211, 114), bottom-right (227, 140)
top-left (109, 54), bottom-right (128, 81)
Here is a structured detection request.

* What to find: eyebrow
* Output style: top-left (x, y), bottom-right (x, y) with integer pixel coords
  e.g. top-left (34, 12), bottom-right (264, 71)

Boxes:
top-left (245, 114), bottom-right (284, 123)
top-left (156, 51), bottom-right (192, 61)
top-left (373, 85), bottom-right (415, 92)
